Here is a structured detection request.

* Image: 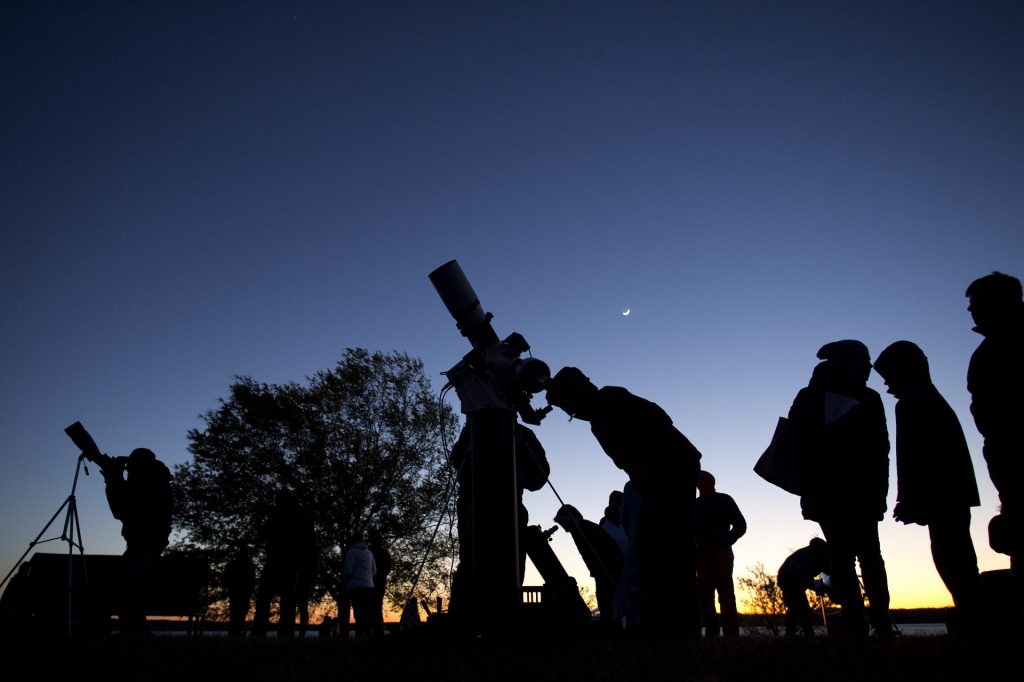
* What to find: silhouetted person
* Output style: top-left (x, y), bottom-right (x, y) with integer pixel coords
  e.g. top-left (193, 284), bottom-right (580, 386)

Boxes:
top-left (787, 341), bottom-right (891, 636)
top-left (252, 489), bottom-right (317, 638)
top-left (554, 504), bottom-right (624, 626)
top-left (367, 528), bottom-right (392, 637)
top-left (966, 272), bottom-right (1024, 584)
top-left (448, 422), bottom-right (550, 618)
top-left (600, 490), bottom-right (627, 554)
top-left (295, 533), bottom-right (320, 637)
top-left (224, 546), bottom-right (256, 636)
top-left (694, 470), bottom-right (746, 637)
top-left (777, 538), bottom-right (831, 636)
top-left (101, 447), bottom-right (173, 635)
top-left (619, 481), bottom-right (645, 628)
top-left (874, 340), bottom-right (985, 632)
top-left (546, 367), bottom-right (703, 635)
top-left (344, 537), bottom-right (376, 637)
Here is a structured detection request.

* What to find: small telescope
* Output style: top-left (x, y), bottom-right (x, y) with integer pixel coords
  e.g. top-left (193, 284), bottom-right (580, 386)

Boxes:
top-left (64, 421), bottom-right (126, 474)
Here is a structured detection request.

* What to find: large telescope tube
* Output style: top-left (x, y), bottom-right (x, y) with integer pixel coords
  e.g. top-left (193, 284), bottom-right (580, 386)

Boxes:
top-left (429, 260), bottom-right (500, 352)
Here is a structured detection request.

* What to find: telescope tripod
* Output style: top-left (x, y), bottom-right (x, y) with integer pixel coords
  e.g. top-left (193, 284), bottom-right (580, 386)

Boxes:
top-left (1, 455), bottom-right (90, 635)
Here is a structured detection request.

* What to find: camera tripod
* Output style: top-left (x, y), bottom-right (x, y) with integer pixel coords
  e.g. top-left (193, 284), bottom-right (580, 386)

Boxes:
top-left (1, 455), bottom-right (90, 635)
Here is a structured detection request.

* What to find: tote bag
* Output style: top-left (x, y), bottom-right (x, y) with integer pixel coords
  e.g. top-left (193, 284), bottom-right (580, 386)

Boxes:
top-left (753, 417), bottom-right (806, 495)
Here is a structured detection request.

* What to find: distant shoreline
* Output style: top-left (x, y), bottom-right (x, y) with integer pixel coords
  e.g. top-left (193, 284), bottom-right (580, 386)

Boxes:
top-left (131, 606), bottom-right (955, 633)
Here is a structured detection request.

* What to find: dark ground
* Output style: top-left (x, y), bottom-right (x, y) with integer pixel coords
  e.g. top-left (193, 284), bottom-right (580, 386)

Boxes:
top-left (3, 625), bottom-right (1017, 682)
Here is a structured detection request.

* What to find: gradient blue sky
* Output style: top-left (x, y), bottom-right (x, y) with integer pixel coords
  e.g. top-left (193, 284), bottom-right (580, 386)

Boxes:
top-left (3, 1), bottom-right (1022, 609)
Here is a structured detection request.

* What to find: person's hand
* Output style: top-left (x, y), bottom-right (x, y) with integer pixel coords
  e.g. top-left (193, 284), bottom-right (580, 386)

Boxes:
top-left (893, 502), bottom-right (920, 525)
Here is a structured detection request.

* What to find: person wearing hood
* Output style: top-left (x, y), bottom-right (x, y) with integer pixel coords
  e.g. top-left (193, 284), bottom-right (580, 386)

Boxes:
top-left (545, 366), bottom-right (702, 635)
top-left (873, 340), bottom-right (984, 633)
top-left (344, 537), bottom-right (376, 637)
top-left (786, 340), bottom-right (891, 636)
top-left (966, 272), bottom-right (1024, 581)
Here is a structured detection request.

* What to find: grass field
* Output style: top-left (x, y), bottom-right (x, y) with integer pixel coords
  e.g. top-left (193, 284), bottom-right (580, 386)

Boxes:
top-left (3, 625), bottom-right (1016, 682)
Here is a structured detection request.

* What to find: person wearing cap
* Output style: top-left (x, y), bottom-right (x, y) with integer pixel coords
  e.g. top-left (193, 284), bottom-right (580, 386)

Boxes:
top-left (873, 340), bottom-right (984, 633)
top-left (786, 340), bottom-right (891, 636)
top-left (102, 447), bottom-right (174, 634)
top-left (545, 366), bottom-right (702, 635)
top-left (694, 470), bottom-right (746, 637)
top-left (965, 272), bottom-right (1024, 582)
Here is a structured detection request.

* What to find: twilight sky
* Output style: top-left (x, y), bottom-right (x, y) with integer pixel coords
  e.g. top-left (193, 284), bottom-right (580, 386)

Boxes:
top-left (2, 1), bottom-right (1022, 610)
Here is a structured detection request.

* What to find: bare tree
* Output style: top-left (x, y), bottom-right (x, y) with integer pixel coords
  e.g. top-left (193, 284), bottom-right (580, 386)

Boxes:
top-left (737, 562), bottom-right (785, 635)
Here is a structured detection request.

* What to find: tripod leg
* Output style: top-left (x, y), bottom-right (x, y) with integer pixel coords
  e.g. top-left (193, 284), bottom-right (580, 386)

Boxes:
top-left (1, 497), bottom-right (71, 591)
top-left (64, 498), bottom-right (90, 635)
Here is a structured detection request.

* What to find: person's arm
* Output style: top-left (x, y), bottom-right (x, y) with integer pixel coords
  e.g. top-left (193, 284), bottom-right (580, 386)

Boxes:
top-left (727, 496), bottom-right (747, 545)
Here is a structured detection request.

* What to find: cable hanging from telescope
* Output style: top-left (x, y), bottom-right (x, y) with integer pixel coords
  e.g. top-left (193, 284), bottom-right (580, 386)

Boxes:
top-left (400, 384), bottom-right (462, 616)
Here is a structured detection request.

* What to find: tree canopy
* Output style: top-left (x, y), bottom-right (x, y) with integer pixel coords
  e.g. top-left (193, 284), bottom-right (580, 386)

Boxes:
top-left (173, 348), bottom-right (460, 614)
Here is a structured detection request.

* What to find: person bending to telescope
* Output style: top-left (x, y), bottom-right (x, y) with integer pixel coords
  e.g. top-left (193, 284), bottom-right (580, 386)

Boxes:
top-left (545, 367), bottom-right (702, 635)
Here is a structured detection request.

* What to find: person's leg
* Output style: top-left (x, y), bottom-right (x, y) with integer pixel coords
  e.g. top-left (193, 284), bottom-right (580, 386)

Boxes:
top-left (715, 550), bottom-right (739, 637)
top-left (695, 551), bottom-right (719, 636)
top-left (819, 520), bottom-right (866, 636)
top-left (119, 541), bottom-right (164, 635)
top-left (638, 490), bottom-right (698, 636)
top-left (780, 578), bottom-right (814, 636)
top-left (930, 508), bottom-right (984, 632)
top-left (252, 560), bottom-right (278, 638)
top-left (853, 521), bottom-right (890, 635)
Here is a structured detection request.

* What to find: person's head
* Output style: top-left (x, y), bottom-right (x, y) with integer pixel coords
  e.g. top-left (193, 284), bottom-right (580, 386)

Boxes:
top-left (808, 537), bottom-right (827, 551)
top-left (127, 447), bottom-right (155, 466)
top-left (872, 340), bottom-right (931, 398)
top-left (816, 340), bottom-right (872, 387)
top-left (966, 271), bottom-right (1023, 334)
top-left (608, 490), bottom-right (623, 508)
top-left (988, 512), bottom-right (1019, 556)
top-left (696, 470), bottom-right (716, 495)
top-left (554, 504), bottom-right (584, 529)
top-left (126, 448), bottom-right (163, 479)
top-left (545, 367), bottom-right (599, 420)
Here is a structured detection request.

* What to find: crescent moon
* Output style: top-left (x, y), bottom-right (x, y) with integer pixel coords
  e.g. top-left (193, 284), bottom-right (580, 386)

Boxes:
top-left (622, 308), bottom-right (631, 316)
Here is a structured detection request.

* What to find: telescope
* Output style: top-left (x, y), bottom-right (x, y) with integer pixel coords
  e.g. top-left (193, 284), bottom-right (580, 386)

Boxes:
top-left (64, 421), bottom-right (127, 475)
top-left (430, 259), bottom-right (556, 630)
top-left (429, 260), bottom-right (551, 424)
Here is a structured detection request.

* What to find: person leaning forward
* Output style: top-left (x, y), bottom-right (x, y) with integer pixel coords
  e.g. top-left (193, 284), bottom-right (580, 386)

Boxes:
top-left (545, 366), bottom-right (702, 636)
